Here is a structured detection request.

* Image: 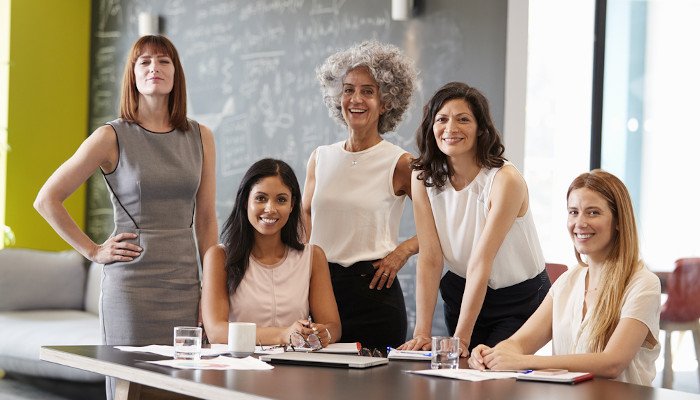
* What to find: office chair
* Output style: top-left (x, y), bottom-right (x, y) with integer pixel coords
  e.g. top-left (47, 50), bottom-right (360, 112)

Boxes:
top-left (545, 263), bottom-right (568, 284)
top-left (659, 258), bottom-right (700, 389)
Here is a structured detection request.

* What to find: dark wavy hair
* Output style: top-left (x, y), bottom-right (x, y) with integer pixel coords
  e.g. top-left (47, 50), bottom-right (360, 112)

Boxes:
top-left (411, 82), bottom-right (506, 188)
top-left (221, 158), bottom-right (305, 294)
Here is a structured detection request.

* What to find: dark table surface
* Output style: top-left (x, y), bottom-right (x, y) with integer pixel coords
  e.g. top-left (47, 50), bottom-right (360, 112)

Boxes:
top-left (41, 345), bottom-right (697, 400)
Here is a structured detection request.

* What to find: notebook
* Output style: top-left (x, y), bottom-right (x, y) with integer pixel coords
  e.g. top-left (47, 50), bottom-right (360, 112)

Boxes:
top-left (259, 351), bottom-right (388, 369)
top-left (516, 371), bottom-right (594, 384)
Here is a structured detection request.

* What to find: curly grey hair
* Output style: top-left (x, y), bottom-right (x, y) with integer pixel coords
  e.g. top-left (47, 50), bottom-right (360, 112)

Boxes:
top-left (316, 40), bottom-right (418, 134)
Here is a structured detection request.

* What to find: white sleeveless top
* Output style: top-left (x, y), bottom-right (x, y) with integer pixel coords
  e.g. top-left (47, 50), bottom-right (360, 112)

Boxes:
top-left (310, 140), bottom-right (407, 266)
top-left (229, 245), bottom-right (312, 327)
top-left (426, 163), bottom-right (545, 289)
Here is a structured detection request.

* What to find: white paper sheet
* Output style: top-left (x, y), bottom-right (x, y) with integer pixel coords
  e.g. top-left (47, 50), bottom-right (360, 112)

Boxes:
top-left (116, 344), bottom-right (232, 358)
top-left (409, 368), bottom-right (520, 381)
top-left (117, 342), bottom-right (360, 358)
top-left (146, 355), bottom-right (274, 370)
top-left (387, 349), bottom-right (432, 361)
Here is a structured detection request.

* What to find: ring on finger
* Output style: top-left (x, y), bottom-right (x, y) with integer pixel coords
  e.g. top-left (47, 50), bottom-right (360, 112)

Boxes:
top-left (382, 272), bottom-right (389, 277)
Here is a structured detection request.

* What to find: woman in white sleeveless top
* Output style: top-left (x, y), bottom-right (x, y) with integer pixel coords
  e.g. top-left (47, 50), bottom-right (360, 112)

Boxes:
top-left (202, 159), bottom-right (340, 347)
top-left (302, 41), bottom-right (418, 349)
top-left (469, 170), bottom-right (660, 386)
top-left (400, 82), bottom-right (550, 357)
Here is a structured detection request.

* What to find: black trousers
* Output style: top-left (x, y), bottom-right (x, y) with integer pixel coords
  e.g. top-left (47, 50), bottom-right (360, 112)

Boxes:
top-left (440, 269), bottom-right (550, 352)
top-left (329, 261), bottom-right (408, 350)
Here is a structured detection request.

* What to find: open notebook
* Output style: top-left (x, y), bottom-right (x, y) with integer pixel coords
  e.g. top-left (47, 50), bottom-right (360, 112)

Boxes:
top-left (259, 352), bottom-right (387, 369)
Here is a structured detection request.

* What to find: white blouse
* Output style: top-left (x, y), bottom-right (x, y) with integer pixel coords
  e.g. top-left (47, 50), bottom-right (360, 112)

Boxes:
top-left (550, 264), bottom-right (661, 386)
top-left (426, 163), bottom-right (545, 289)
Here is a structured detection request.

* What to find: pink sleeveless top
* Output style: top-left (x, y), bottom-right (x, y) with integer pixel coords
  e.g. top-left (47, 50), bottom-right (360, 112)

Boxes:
top-left (228, 245), bottom-right (313, 327)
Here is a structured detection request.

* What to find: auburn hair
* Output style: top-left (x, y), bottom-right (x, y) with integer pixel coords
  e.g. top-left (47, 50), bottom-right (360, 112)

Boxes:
top-left (119, 35), bottom-right (188, 132)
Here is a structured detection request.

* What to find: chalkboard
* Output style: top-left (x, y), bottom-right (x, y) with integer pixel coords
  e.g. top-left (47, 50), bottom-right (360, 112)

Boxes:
top-left (87, 0), bottom-right (508, 340)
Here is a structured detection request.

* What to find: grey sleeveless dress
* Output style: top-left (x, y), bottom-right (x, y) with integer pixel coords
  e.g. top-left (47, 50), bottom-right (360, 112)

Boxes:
top-left (101, 118), bottom-right (202, 346)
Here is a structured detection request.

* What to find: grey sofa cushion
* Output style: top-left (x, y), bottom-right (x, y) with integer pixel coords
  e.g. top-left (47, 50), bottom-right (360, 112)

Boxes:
top-left (84, 262), bottom-right (102, 315)
top-left (0, 249), bottom-right (86, 311)
top-left (0, 310), bottom-right (102, 381)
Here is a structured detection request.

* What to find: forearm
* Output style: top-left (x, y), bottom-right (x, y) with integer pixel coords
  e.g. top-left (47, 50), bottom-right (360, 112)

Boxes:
top-left (453, 270), bottom-right (489, 343)
top-left (397, 236), bottom-right (418, 258)
top-left (519, 352), bottom-right (627, 379)
top-left (302, 209), bottom-right (312, 242)
top-left (256, 327), bottom-right (290, 346)
top-left (34, 198), bottom-right (97, 260)
top-left (195, 216), bottom-right (218, 260)
top-left (413, 257), bottom-right (442, 336)
top-left (203, 318), bottom-right (229, 344)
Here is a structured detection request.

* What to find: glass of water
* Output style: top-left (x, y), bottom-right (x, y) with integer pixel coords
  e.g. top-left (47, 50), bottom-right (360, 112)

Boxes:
top-left (173, 326), bottom-right (202, 360)
top-left (431, 336), bottom-right (459, 369)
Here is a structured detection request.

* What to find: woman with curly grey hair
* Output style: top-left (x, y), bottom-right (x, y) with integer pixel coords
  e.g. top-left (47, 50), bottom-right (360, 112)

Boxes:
top-left (301, 41), bottom-right (418, 349)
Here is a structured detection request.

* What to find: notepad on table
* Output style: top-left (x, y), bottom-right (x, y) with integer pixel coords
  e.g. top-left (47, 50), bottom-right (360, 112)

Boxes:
top-left (516, 371), bottom-right (594, 384)
top-left (387, 348), bottom-right (432, 361)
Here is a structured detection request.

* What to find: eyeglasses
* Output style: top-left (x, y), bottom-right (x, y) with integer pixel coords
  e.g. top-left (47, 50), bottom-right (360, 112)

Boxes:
top-left (289, 331), bottom-right (322, 351)
top-left (359, 347), bottom-right (383, 358)
top-left (258, 342), bottom-right (286, 352)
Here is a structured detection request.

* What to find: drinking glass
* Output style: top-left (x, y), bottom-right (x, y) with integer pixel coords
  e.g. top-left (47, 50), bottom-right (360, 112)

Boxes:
top-left (173, 326), bottom-right (202, 360)
top-left (431, 336), bottom-right (459, 369)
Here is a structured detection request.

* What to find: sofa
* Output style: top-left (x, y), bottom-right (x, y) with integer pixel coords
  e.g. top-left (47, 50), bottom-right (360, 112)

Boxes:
top-left (0, 248), bottom-right (103, 382)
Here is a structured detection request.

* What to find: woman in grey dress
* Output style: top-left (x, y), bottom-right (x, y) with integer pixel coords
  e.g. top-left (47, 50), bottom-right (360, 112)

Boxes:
top-left (35, 35), bottom-right (217, 395)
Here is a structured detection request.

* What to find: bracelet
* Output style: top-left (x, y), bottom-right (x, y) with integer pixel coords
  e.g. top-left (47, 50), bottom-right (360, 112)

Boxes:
top-left (325, 328), bottom-right (332, 344)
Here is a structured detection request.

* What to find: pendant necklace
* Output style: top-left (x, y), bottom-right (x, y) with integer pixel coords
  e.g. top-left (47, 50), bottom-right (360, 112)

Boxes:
top-left (344, 141), bottom-right (360, 167)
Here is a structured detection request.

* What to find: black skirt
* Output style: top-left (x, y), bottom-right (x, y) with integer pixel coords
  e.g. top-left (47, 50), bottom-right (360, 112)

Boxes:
top-left (440, 269), bottom-right (550, 352)
top-left (329, 261), bottom-right (407, 350)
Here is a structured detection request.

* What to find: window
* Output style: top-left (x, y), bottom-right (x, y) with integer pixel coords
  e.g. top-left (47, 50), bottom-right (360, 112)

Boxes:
top-left (524, 0), bottom-right (595, 266)
top-left (601, 0), bottom-right (700, 271)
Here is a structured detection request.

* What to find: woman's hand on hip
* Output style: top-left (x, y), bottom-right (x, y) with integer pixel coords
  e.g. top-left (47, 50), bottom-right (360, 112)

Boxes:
top-left (370, 246), bottom-right (411, 290)
top-left (92, 233), bottom-right (141, 264)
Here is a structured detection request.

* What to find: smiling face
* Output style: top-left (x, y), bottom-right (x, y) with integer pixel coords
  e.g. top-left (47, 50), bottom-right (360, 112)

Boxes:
top-left (133, 47), bottom-right (175, 98)
top-left (247, 175), bottom-right (293, 239)
top-left (341, 67), bottom-right (385, 134)
top-left (432, 99), bottom-right (479, 160)
top-left (567, 187), bottom-right (617, 265)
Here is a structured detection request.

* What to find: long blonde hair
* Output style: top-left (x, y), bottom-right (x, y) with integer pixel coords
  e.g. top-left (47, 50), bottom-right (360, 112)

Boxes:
top-left (567, 169), bottom-right (641, 352)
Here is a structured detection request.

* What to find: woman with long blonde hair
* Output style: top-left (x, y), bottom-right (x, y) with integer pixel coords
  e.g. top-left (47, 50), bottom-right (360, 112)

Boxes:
top-left (468, 170), bottom-right (661, 386)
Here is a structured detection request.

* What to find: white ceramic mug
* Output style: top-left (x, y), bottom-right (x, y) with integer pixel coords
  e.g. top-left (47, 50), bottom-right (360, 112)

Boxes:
top-left (228, 322), bottom-right (256, 357)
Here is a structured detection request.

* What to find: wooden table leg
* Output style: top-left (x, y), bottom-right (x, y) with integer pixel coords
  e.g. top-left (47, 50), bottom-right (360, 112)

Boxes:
top-left (115, 378), bottom-right (142, 400)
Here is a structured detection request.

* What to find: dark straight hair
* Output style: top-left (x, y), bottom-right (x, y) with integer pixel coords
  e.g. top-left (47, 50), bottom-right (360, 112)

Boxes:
top-left (220, 158), bottom-right (305, 294)
top-left (411, 82), bottom-right (506, 188)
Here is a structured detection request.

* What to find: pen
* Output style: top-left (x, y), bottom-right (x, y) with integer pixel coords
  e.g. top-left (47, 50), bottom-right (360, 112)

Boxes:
top-left (483, 369), bottom-right (533, 373)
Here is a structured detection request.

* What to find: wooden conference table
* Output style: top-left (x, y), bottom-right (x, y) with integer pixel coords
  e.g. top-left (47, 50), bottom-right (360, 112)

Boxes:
top-left (40, 345), bottom-right (696, 400)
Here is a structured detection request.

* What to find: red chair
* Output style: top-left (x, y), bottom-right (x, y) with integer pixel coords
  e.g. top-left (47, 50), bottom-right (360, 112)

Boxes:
top-left (659, 258), bottom-right (700, 389)
top-left (545, 263), bottom-right (568, 284)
